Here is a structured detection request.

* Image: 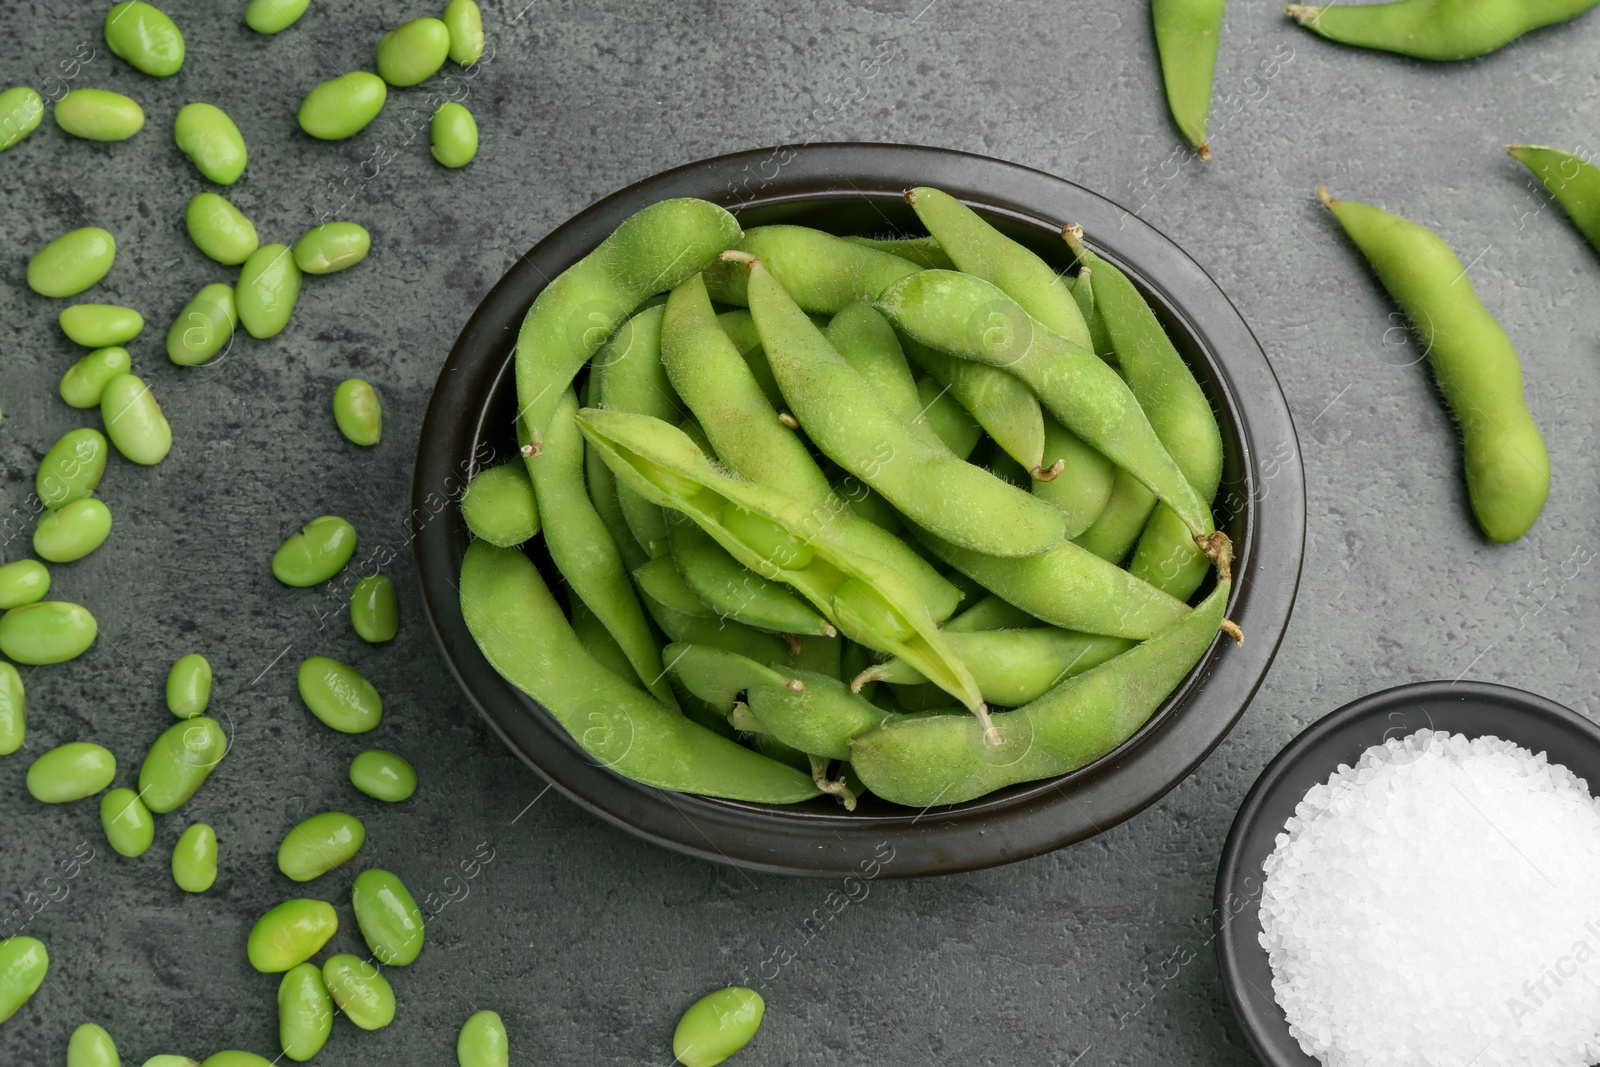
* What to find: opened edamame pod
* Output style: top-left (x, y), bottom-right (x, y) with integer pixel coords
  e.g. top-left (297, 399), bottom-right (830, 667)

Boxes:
top-left (278, 811), bottom-right (366, 882)
top-left (167, 283), bottom-right (238, 366)
top-left (27, 227), bottom-right (116, 297)
top-left (100, 787), bottom-right (155, 857)
top-left (104, 2), bottom-right (184, 75)
top-left (294, 221), bottom-right (369, 274)
top-left (351, 868), bottom-right (425, 965)
top-left (166, 653), bottom-right (213, 718)
top-left (236, 244), bottom-right (303, 338)
top-left (350, 575), bottom-right (398, 643)
top-left (0, 601), bottom-right (98, 664)
top-left (349, 749), bottom-right (415, 801)
top-left (0, 560), bottom-right (49, 609)
top-left (60, 304), bottom-right (143, 347)
top-left (332, 378), bottom-right (382, 444)
top-left (102, 373), bottom-right (173, 465)
top-left (174, 102), bottom-right (247, 184)
top-left (0, 937), bottom-right (48, 1022)
top-left (0, 86), bottom-right (44, 151)
top-left (248, 899), bottom-right (338, 972)
top-left (171, 822), bottom-right (218, 892)
top-left (0, 663), bottom-right (23, 755)
top-left (27, 742), bottom-right (116, 802)
top-left (673, 987), bottom-right (765, 1067)
top-left (457, 1010), bottom-right (508, 1067)
top-left (321, 954), bottom-right (395, 1030)
top-left (430, 101), bottom-right (477, 167)
top-left (298, 72), bottom-right (387, 140)
top-left (273, 516), bottom-right (357, 586)
top-left (278, 962), bottom-right (334, 1061)
top-left (186, 193), bottom-right (259, 265)
top-left (297, 656), bottom-right (382, 732)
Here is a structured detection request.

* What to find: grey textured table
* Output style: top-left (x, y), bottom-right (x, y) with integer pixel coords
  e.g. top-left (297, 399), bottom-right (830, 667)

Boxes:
top-left (2, 1), bottom-right (1597, 1064)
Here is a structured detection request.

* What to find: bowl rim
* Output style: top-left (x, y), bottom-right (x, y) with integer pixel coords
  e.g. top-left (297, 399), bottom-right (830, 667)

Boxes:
top-left (412, 141), bottom-right (1307, 878)
top-left (1212, 679), bottom-right (1600, 1064)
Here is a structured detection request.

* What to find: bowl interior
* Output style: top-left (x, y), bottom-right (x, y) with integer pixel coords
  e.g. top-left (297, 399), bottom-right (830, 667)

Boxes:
top-left (1213, 680), bottom-right (1600, 1065)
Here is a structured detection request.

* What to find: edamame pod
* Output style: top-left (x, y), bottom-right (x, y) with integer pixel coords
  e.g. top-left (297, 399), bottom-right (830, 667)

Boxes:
top-left (37, 427), bottom-right (108, 508)
top-left (903, 335), bottom-right (1048, 473)
top-left (278, 811), bottom-right (365, 881)
top-left (278, 963), bottom-right (333, 1062)
top-left (662, 642), bottom-right (780, 715)
top-left (167, 283), bottom-right (238, 367)
top-left (669, 518), bottom-right (835, 637)
top-left (166, 653), bottom-right (212, 718)
top-left (456, 1010), bottom-right (508, 1067)
top-left (332, 378), bottom-right (382, 444)
top-left (1286, 0), bottom-right (1600, 59)
top-left (245, 0), bottom-right (309, 33)
top-left (138, 717), bottom-right (226, 812)
top-left (443, 0), bottom-right (486, 64)
top-left (855, 627), bottom-right (1136, 707)
top-left (824, 300), bottom-right (929, 436)
top-left (634, 556), bottom-right (716, 620)
top-left (62, 346), bottom-right (132, 407)
top-left (272, 516), bottom-right (357, 586)
top-left (248, 899), bottom-right (338, 972)
top-left (294, 221), bottom-right (370, 274)
top-left (845, 234), bottom-right (955, 269)
top-left (461, 463), bottom-right (540, 546)
top-left (60, 304), bottom-right (143, 347)
top-left (0, 937), bottom-right (48, 1022)
top-left (28, 227), bottom-right (116, 297)
top-left (430, 101), bottom-right (477, 167)
top-left (737, 252), bottom-right (1067, 558)
top-left (914, 376), bottom-right (981, 458)
top-left (172, 822), bottom-right (217, 892)
top-left (174, 103), bottom-right (246, 184)
top-left (377, 18), bottom-right (451, 85)
top-left (0, 560), bottom-right (48, 609)
top-left (27, 742), bottom-right (116, 802)
top-left (351, 868), bottom-right (424, 965)
top-left (297, 656), bottom-right (382, 733)
top-left (584, 433), bottom-right (650, 572)
top-left (186, 194), bottom-right (258, 265)
top-left (1075, 468), bottom-right (1157, 563)
top-left (852, 575), bottom-right (1233, 805)
top-left (716, 309), bottom-right (785, 408)
top-left (102, 373), bottom-right (172, 465)
top-left (105, 2), bottom-right (184, 75)
top-left (0, 86), bottom-right (44, 151)
top-left (945, 593), bottom-right (1040, 632)
top-left (298, 73), bottom-right (387, 140)
top-left (1509, 144), bottom-right (1600, 253)
top-left (1068, 265), bottom-right (1118, 363)
top-left (67, 1022), bottom-right (119, 1067)
top-left (673, 987), bottom-right (765, 1067)
top-left (321, 955), bottom-right (395, 1030)
top-left (1033, 416), bottom-right (1115, 537)
top-left (349, 749), bottom-right (415, 802)
top-left (351, 574), bottom-right (398, 643)
top-left (1320, 186), bottom-right (1549, 541)
top-left (0, 601), bottom-right (97, 664)
top-left (703, 225), bottom-right (920, 312)
top-left (591, 306), bottom-right (673, 552)
top-left (34, 498), bottom-right (113, 563)
top-left (460, 541), bottom-right (821, 802)
top-left (747, 665), bottom-right (905, 761)
top-left (236, 244), bottom-right (302, 339)
top-left (55, 89), bottom-right (144, 140)
top-left (0, 663), bottom-right (24, 756)
top-left (100, 787), bottom-right (155, 857)
top-left (1154, 0), bottom-right (1227, 159)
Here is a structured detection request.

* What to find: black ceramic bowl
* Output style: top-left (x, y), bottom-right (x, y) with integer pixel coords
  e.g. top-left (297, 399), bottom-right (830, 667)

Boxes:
top-left (1214, 680), bottom-right (1600, 1064)
top-left (413, 142), bottom-right (1305, 878)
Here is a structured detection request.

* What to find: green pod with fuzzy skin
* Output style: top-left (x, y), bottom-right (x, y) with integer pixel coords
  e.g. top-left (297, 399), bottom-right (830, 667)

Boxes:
top-left (1319, 187), bottom-right (1549, 542)
top-left (853, 627), bottom-right (1136, 707)
top-left (668, 517), bottom-right (835, 638)
top-left (844, 234), bottom-right (954, 269)
top-left (1154, 0), bottom-right (1226, 158)
top-left (702, 225), bottom-right (921, 312)
top-left (944, 593), bottom-right (1039, 633)
top-left (1509, 144), bottom-right (1600, 253)
top-left (593, 304), bottom-right (673, 553)
top-left (634, 557), bottom-right (793, 667)
top-left (174, 103), bottom-right (246, 183)
top-left (1075, 468), bottom-right (1157, 563)
top-left (1033, 415), bottom-right (1115, 538)
top-left (1286, 0), bottom-right (1600, 59)
top-left (914, 376), bottom-right (981, 458)
top-left (903, 335), bottom-right (1047, 474)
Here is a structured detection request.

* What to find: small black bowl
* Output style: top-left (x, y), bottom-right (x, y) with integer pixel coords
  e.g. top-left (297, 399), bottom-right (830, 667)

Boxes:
top-left (1214, 680), bottom-right (1600, 1064)
top-left (413, 142), bottom-right (1306, 878)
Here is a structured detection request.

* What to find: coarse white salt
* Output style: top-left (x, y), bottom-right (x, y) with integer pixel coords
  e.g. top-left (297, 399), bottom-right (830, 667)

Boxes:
top-left (1258, 729), bottom-right (1600, 1067)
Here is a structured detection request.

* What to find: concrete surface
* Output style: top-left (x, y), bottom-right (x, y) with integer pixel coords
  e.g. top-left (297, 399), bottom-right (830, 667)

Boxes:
top-left (2, 0), bottom-right (1599, 1063)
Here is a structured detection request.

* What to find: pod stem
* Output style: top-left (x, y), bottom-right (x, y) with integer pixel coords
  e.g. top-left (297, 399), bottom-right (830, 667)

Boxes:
top-left (975, 703), bottom-right (1000, 746)
top-left (1219, 618), bottom-right (1244, 646)
top-left (1032, 458), bottom-right (1067, 482)
top-left (520, 441), bottom-right (541, 458)
top-left (1061, 223), bottom-right (1088, 262)
top-left (1285, 4), bottom-right (1321, 25)
top-left (1195, 531), bottom-right (1234, 581)
top-left (1316, 184), bottom-right (1337, 210)
top-left (849, 664), bottom-right (890, 693)
top-left (809, 756), bottom-right (859, 811)
top-left (720, 249), bottom-right (758, 269)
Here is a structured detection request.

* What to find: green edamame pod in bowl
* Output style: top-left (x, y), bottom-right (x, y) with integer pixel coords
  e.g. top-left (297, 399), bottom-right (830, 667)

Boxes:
top-left (138, 717), bottom-right (227, 812)
top-left (0, 937), bottom-right (48, 1022)
top-left (60, 304), bottom-right (143, 347)
top-left (248, 899), bottom-right (338, 973)
top-left (351, 868), bottom-right (425, 965)
top-left (0, 86), bottom-right (44, 151)
top-left (100, 787), bottom-right (155, 856)
top-left (0, 663), bottom-right (24, 756)
top-left (167, 653), bottom-right (213, 718)
top-left (1319, 186), bottom-right (1549, 542)
top-left (172, 822), bottom-right (217, 892)
top-left (1509, 144), bottom-right (1600, 253)
top-left (321, 955), bottom-right (395, 1030)
top-left (62, 346), bottom-right (132, 408)
top-left (167, 283), bottom-right (238, 366)
top-left (0, 560), bottom-right (49, 609)
top-left (102, 373), bottom-right (173, 465)
top-left (34, 497), bottom-right (113, 563)
top-left (0, 601), bottom-right (98, 664)
top-left (186, 193), bottom-right (259, 265)
top-left (278, 962), bottom-right (333, 1061)
top-left (55, 88), bottom-right (145, 141)
top-left (246, 0), bottom-right (309, 33)
top-left (1154, 0), bottom-right (1226, 159)
top-left (278, 811), bottom-right (365, 881)
top-left (28, 227), bottom-right (116, 297)
top-left (27, 742), bottom-right (116, 802)
top-left (430, 101), bottom-right (478, 168)
top-left (294, 222), bottom-right (370, 274)
top-left (174, 103), bottom-right (247, 184)
top-left (298, 73), bottom-right (387, 140)
top-left (703, 225), bottom-right (920, 312)
top-left (457, 1010), bottom-right (508, 1067)
top-left (461, 463), bottom-right (540, 546)
top-left (236, 244), bottom-right (303, 338)
top-left (67, 1022), bottom-right (119, 1067)
top-left (351, 574), bottom-right (398, 642)
top-left (443, 0), bottom-right (486, 64)
top-left (105, 2), bottom-right (185, 76)
top-left (333, 378), bottom-right (382, 444)
top-left (37, 427), bottom-right (108, 508)
top-left (1287, 0), bottom-right (1600, 59)
top-left (273, 516), bottom-right (357, 586)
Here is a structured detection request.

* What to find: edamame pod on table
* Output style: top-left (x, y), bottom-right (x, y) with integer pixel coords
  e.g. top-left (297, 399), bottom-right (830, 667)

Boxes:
top-left (105, 2), bottom-right (184, 76)
top-left (443, 0), bottom-right (486, 64)
top-left (28, 227), bottom-right (116, 297)
top-left (351, 868), bottom-right (424, 965)
top-left (703, 225), bottom-right (920, 312)
top-left (245, 0), bottom-right (309, 33)
top-left (294, 221), bottom-right (370, 274)
top-left (461, 463), bottom-right (539, 546)
top-left (351, 574), bottom-right (398, 643)
top-left (1319, 186), bottom-right (1550, 542)
top-left (0, 560), bottom-right (49, 609)
top-left (277, 812), bottom-right (365, 881)
top-left (174, 103), bottom-right (246, 184)
top-left (186, 193), bottom-right (258, 265)
top-left (0, 937), bottom-right (48, 1022)
top-left (460, 541), bottom-right (821, 802)
top-left (430, 102), bottom-right (477, 168)
top-left (273, 516), bottom-right (357, 586)
top-left (377, 18), bottom-right (451, 85)
top-left (0, 662), bottom-right (25, 756)
top-left (27, 742), bottom-right (116, 802)
top-left (673, 987), bottom-right (765, 1067)
top-left (278, 963), bottom-right (333, 1062)
top-left (1286, 0), bottom-right (1600, 59)
top-left (297, 656), bottom-right (382, 733)
top-left (55, 89), bottom-right (145, 141)
top-left (60, 304), bottom-right (143, 347)
top-left (350, 749), bottom-right (415, 801)
top-left (100, 787), bottom-right (156, 857)
top-left (172, 822), bottom-right (217, 892)
top-left (332, 378), bottom-right (382, 444)
top-left (167, 283), bottom-right (238, 367)
top-left (322, 955), bottom-right (395, 1030)
top-left (34, 498), bottom-right (113, 563)
top-left (102, 373), bottom-right (173, 465)
top-left (37, 427), bottom-right (108, 508)
top-left (298, 72), bottom-right (387, 140)
top-left (854, 627), bottom-right (1137, 708)
top-left (236, 244), bottom-right (302, 338)
top-left (67, 1022), bottom-right (119, 1067)
top-left (0, 601), bottom-right (98, 664)
top-left (138, 716), bottom-right (226, 812)
top-left (1154, 0), bottom-right (1227, 159)
top-left (1509, 144), bottom-right (1600, 253)
top-left (248, 899), bottom-right (338, 972)
top-left (0, 86), bottom-right (44, 151)
top-left (735, 251), bottom-right (1067, 558)
top-left (63, 346), bottom-right (133, 406)
top-left (457, 1010), bottom-right (508, 1067)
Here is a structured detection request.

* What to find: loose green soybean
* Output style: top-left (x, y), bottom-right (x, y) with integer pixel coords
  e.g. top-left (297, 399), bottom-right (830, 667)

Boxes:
top-left (236, 244), bottom-right (302, 339)
top-left (34, 498), bottom-right (113, 563)
top-left (278, 811), bottom-right (365, 882)
top-left (272, 516), bottom-right (357, 586)
top-left (174, 102), bottom-right (247, 184)
top-left (28, 227), bottom-right (116, 297)
top-left (55, 89), bottom-right (145, 141)
top-left (349, 749), bottom-right (415, 801)
top-left (297, 656), bottom-right (382, 733)
top-left (102, 373), bottom-right (173, 465)
top-left (1509, 144), bottom-right (1600, 253)
top-left (37, 427), bottom-right (108, 509)
top-left (167, 283), bottom-right (238, 365)
top-left (430, 101), bottom-right (477, 167)
top-left (444, 0), bottom-right (486, 64)
top-left (171, 822), bottom-right (218, 892)
top-left (60, 304), bottom-right (143, 347)
top-left (673, 987), bottom-right (765, 1067)
top-left (248, 899), bottom-right (338, 973)
top-left (0, 86), bottom-right (44, 151)
top-left (27, 742), bottom-right (116, 802)
top-left (377, 18), bottom-right (451, 85)
top-left (245, 0), bottom-right (310, 33)
top-left (100, 787), bottom-right (155, 857)
top-left (332, 378), bottom-right (382, 444)
top-left (351, 868), bottom-right (425, 965)
top-left (0, 663), bottom-right (24, 756)
top-left (321, 955), bottom-right (395, 1030)
top-left (351, 575), bottom-right (398, 643)
top-left (298, 72), bottom-right (387, 140)
top-left (139, 717), bottom-right (226, 812)
top-left (0, 560), bottom-right (49, 609)
top-left (166, 653), bottom-right (213, 718)
top-left (1286, 0), bottom-right (1600, 59)
top-left (0, 601), bottom-right (98, 664)
top-left (67, 1022), bottom-right (119, 1067)
top-left (294, 221), bottom-right (369, 274)
top-left (278, 963), bottom-right (334, 1062)
top-left (186, 193), bottom-right (259, 265)
top-left (0, 937), bottom-right (48, 1022)
top-left (1321, 186), bottom-right (1550, 541)
top-left (105, 2), bottom-right (185, 75)
top-left (461, 462), bottom-right (540, 546)
top-left (456, 1010), bottom-right (508, 1067)
top-left (62, 346), bottom-right (132, 408)
top-left (1155, 0), bottom-right (1226, 158)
